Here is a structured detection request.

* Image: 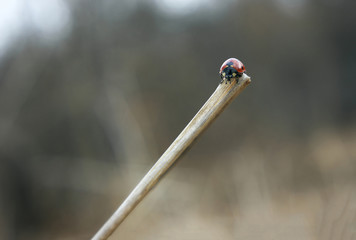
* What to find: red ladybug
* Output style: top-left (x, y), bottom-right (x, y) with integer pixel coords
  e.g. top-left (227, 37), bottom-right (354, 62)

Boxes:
top-left (219, 58), bottom-right (246, 84)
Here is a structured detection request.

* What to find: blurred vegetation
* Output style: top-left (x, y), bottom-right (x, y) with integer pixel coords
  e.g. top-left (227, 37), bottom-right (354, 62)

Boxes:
top-left (0, 0), bottom-right (355, 239)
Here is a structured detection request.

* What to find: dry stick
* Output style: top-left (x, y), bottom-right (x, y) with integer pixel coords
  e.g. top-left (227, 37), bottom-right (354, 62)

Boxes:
top-left (92, 73), bottom-right (251, 240)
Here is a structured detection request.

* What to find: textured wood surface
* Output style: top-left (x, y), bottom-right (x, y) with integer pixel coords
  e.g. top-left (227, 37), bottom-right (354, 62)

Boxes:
top-left (92, 74), bottom-right (251, 240)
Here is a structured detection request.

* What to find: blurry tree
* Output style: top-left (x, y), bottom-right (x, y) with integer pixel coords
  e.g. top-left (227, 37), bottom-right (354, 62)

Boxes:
top-left (0, 0), bottom-right (355, 239)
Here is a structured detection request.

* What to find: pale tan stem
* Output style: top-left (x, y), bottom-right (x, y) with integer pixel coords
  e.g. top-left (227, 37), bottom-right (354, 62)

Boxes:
top-left (92, 74), bottom-right (251, 240)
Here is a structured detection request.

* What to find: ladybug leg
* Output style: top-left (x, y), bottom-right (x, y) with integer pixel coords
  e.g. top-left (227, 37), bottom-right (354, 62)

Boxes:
top-left (220, 72), bottom-right (227, 84)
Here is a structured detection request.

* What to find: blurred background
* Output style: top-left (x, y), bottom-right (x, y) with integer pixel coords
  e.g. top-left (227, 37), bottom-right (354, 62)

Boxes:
top-left (0, 0), bottom-right (356, 239)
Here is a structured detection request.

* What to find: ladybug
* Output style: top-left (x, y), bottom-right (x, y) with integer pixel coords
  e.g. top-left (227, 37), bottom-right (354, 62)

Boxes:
top-left (219, 58), bottom-right (246, 84)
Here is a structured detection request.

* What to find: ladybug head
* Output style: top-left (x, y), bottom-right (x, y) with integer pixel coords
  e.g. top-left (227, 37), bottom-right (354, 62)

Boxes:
top-left (220, 62), bottom-right (241, 81)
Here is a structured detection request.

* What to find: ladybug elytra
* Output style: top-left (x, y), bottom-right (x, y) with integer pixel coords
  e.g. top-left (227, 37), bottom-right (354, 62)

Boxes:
top-left (219, 58), bottom-right (246, 84)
